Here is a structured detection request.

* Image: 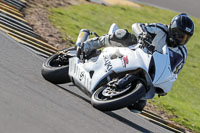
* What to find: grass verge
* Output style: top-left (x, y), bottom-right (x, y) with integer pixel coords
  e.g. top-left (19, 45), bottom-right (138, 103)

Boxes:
top-left (49, 3), bottom-right (200, 132)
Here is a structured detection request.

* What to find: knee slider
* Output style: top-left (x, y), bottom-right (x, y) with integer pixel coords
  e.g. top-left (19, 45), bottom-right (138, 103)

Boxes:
top-left (113, 29), bottom-right (130, 40)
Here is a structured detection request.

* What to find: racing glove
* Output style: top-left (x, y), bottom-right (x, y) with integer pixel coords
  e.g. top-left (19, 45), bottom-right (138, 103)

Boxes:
top-left (138, 32), bottom-right (155, 52)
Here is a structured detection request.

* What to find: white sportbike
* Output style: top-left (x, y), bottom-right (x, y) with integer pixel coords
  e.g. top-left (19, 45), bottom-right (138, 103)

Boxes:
top-left (41, 24), bottom-right (182, 111)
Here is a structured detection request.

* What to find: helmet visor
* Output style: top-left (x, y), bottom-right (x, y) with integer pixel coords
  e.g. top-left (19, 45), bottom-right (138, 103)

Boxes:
top-left (170, 26), bottom-right (191, 45)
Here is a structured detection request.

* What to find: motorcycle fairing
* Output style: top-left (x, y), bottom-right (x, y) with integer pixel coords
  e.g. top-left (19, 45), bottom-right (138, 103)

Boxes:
top-left (69, 47), bottom-right (154, 94)
top-left (69, 44), bottom-right (176, 96)
top-left (152, 45), bottom-right (177, 93)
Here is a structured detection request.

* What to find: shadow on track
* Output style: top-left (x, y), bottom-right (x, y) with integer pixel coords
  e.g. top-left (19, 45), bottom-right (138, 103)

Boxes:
top-left (56, 84), bottom-right (91, 104)
top-left (105, 112), bottom-right (152, 133)
top-left (56, 84), bottom-right (152, 133)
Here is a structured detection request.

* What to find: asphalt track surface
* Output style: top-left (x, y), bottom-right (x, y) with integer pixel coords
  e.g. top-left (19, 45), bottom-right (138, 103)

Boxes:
top-left (0, 30), bottom-right (175, 133)
top-left (131, 0), bottom-right (200, 18)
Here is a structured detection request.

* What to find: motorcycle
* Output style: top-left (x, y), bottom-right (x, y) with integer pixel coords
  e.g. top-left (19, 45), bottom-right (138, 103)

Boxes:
top-left (41, 24), bottom-right (182, 111)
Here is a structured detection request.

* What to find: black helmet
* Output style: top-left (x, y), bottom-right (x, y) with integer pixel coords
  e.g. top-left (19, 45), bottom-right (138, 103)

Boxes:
top-left (168, 13), bottom-right (194, 47)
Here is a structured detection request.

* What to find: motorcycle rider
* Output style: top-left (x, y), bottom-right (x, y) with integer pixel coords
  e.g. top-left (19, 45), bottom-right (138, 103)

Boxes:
top-left (79, 13), bottom-right (194, 113)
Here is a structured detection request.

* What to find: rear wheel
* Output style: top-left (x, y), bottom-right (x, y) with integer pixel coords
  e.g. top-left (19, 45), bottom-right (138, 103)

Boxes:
top-left (91, 80), bottom-right (146, 111)
top-left (41, 47), bottom-right (75, 84)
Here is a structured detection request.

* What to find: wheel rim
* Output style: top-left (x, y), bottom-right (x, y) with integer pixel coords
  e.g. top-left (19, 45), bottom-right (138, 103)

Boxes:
top-left (102, 84), bottom-right (131, 97)
top-left (96, 83), bottom-right (133, 100)
top-left (50, 52), bottom-right (70, 67)
top-left (91, 79), bottom-right (146, 111)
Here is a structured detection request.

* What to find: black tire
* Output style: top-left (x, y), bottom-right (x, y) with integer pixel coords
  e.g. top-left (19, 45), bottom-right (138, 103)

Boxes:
top-left (41, 47), bottom-right (75, 84)
top-left (91, 80), bottom-right (146, 111)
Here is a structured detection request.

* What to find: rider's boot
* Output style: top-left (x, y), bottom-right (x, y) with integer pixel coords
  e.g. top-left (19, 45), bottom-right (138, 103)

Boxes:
top-left (81, 35), bottom-right (110, 56)
top-left (80, 29), bottom-right (137, 56)
top-left (127, 100), bottom-right (147, 113)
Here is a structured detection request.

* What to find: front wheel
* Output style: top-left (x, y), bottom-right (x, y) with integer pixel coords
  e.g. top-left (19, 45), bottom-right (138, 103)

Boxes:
top-left (91, 80), bottom-right (146, 111)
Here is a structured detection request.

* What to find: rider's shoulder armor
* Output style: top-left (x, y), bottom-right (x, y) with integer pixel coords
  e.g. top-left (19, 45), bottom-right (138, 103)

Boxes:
top-left (145, 23), bottom-right (168, 35)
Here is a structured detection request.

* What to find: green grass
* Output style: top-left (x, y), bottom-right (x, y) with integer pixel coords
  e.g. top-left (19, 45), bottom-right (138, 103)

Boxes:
top-left (49, 3), bottom-right (200, 132)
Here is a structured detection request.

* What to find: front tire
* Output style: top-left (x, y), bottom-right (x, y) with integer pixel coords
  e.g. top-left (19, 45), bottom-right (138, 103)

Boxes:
top-left (91, 80), bottom-right (146, 111)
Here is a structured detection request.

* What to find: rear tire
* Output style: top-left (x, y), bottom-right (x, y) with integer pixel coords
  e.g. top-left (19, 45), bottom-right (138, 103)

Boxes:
top-left (91, 80), bottom-right (146, 111)
top-left (41, 47), bottom-right (75, 84)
